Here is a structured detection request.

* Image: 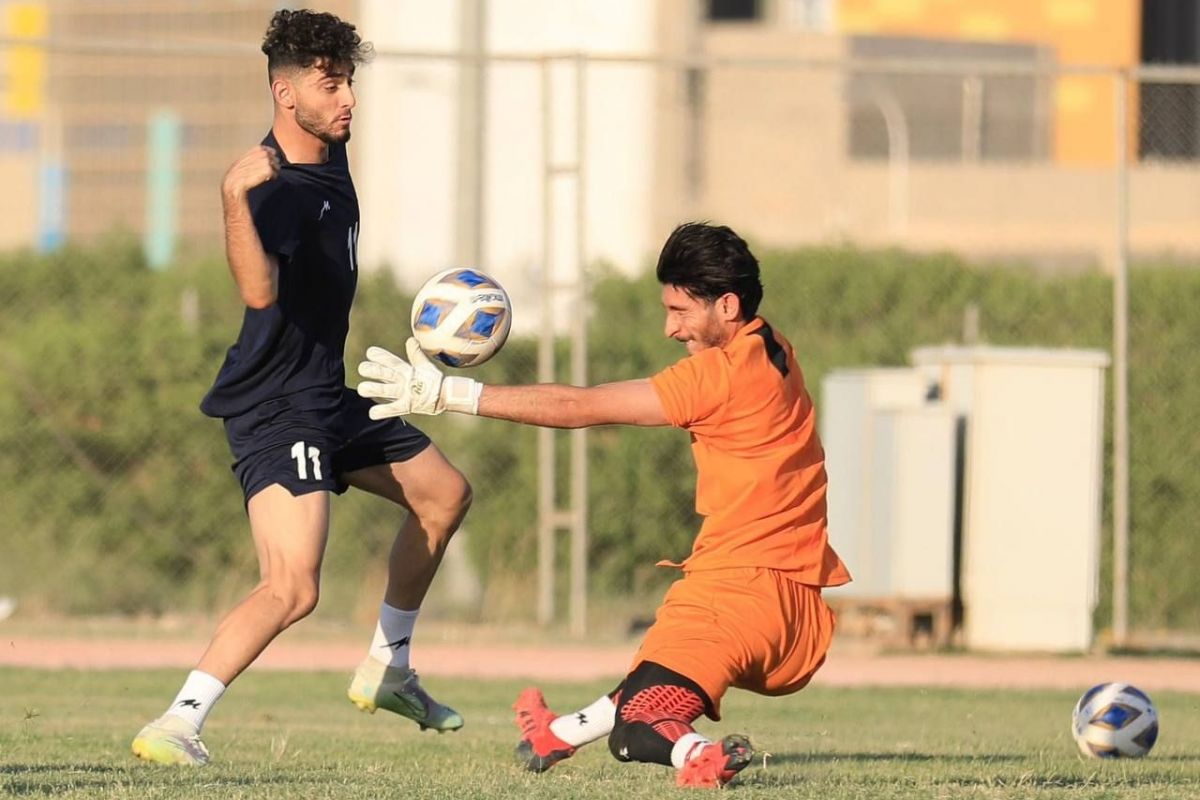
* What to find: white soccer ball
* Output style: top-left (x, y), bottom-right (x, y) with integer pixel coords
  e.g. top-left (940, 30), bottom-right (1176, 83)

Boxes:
top-left (1071, 682), bottom-right (1159, 759)
top-left (410, 268), bottom-right (512, 368)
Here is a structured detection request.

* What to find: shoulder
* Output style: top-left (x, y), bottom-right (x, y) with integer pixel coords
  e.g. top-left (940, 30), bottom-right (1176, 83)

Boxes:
top-left (730, 318), bottom-right (803, 390)
top-left (328, 143), bottom-right (350, 169)
top-left (248, 175), bottom-right (304, 216)
top-left (738, 317), bottom-right (792, 360)
top-left (654, 346), bottom-right (728, 385)
top-left (650, 347), bottom-right (732, 427)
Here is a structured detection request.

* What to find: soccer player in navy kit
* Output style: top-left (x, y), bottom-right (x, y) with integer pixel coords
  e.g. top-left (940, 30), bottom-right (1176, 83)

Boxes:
top-left (132, 10), bottom-right (470, 766)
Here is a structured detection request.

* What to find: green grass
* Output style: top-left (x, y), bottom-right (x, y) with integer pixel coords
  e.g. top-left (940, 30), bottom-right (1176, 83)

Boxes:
top-left (2, 668), bottom-right (1199, 798)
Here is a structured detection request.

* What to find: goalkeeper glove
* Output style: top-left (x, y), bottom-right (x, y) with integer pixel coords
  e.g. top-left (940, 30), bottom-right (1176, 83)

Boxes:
top-left (357, 338), bottom-right (482, 418)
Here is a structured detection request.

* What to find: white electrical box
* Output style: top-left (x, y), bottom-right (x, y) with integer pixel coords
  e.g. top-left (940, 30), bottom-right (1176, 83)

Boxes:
top-left (872, 407), bottom-right (958, 600)
top-left (911, 346), bottom-right (1109, 652)
top-left (821, 369), bottom-right (953, 601)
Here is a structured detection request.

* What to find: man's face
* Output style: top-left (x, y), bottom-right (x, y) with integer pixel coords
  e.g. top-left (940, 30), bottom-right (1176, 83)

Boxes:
top-left (290, 59), bottom-right (356, 144)
top-left (661, 284), bottom-right (728, 355)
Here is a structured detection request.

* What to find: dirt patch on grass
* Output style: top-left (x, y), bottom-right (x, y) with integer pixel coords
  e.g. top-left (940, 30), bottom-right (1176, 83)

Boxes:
top-left (3, 631), bottom-right (1198, 693)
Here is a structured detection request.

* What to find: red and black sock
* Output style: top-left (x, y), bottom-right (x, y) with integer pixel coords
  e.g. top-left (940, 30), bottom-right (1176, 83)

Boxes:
top-left (607, 661), bottom-right (713, 767)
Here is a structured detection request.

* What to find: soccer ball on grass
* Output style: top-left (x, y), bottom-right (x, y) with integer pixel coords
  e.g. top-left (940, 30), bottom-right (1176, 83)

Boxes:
top-left (1071, 681), bottom-right (1159, 759)
top-left (410, 268), bottom-right (512, 368)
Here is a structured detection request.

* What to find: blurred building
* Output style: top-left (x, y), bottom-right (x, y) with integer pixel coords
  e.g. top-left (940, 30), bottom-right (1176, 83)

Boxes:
top-left (838, 0), bottom-right (1142, 166)
top-left (1, 0), bottom-right (350, 255)
top-left (0, 0), bottom-right (1196, 284)
top-left (837, 0), bottom-right (1200, 165)
top-left (655, 0), bottom-right (1200, 263)
top-left (0, 0), bottom-right (44, 250)
top-left (354, 0), bottom-right (666, 324)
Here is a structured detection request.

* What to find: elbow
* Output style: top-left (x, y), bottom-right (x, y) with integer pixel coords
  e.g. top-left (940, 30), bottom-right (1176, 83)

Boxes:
top-left (562, 396), bottom-right (598, 429)
top-left (241, 288), bottom-right (277, 309)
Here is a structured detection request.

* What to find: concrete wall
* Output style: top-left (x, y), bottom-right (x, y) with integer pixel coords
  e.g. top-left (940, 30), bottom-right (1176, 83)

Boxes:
top-left (669, 23), bottom-right (1199, 267)
top-left (357, 0), bottom-right (659, 325)
top-left (0, 157), bottom-right (37, 249)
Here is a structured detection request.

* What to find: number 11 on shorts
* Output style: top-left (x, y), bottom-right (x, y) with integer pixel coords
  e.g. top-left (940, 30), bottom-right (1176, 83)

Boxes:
top-left (290, 441), bottom-right (323, 480)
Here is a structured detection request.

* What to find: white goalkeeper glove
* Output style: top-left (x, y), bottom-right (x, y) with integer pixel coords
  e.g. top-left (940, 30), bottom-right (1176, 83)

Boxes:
top-left (356, 338), bottom-right (482, 418)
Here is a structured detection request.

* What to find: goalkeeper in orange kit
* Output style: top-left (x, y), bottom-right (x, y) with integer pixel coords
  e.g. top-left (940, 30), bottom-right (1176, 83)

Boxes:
top-left (357, 222), bottom-right (851, 789)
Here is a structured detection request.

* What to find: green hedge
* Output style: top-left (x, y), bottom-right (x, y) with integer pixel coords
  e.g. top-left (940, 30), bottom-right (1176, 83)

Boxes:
top-left (0, 240), bottom-right (1196, 632)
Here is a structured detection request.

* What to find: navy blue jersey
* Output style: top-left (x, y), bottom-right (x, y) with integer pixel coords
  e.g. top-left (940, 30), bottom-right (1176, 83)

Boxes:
top-left (201, 132), bottom-right (360, 419)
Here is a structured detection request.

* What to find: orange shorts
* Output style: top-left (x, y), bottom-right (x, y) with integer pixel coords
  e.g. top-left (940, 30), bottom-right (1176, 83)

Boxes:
top-left (629, 567), bottom-right (836, 720)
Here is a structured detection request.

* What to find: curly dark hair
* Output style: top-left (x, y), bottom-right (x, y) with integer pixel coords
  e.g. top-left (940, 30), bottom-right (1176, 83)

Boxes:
top-left (261, 9), bottom-right (373, 76)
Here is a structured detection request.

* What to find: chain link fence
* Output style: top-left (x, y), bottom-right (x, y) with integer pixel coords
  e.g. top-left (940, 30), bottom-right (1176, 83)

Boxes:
top-left (1, 19), bottom-right (1197, 644)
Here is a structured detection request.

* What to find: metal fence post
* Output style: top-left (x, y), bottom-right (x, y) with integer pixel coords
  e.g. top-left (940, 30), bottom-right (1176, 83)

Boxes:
top-left (569, 53), bottom-right (589, 638)
top-left (1111, 68), bottom-right (1131, 648)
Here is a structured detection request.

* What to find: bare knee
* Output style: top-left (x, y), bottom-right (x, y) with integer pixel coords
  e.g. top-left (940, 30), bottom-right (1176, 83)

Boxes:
top-left (262, 574), bottom-right (320, 628)
top-left (455, 475), bottom-right (474, 519)
top-left (414, 470), bottom-right (472, 542)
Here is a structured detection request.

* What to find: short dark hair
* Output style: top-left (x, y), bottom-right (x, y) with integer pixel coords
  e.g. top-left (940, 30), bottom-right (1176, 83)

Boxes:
top-left (261, 9), bottom-right (373, 77)
top-left (655, 222), bottom-right (763, 320)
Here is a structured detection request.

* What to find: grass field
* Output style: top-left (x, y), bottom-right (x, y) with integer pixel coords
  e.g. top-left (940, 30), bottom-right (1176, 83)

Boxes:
top-left (2, 667), bottom-right (1198, 798)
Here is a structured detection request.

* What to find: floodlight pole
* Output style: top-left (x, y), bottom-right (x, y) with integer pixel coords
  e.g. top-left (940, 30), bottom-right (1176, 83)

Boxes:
top-left (1111, 70), bottom-right (1130, 648)
top-left (568, 54), bottom-right (589, 639)
top-left (537, 55), bottom-right (589, 637)
top-left (538, 59), bottom-right (557, 627)
top-left (454, 0), bottom-right (486, 269)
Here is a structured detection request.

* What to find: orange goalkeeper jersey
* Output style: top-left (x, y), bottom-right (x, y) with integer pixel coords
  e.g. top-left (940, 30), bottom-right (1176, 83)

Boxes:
top-left (649, 317), bottom-right (851, 586)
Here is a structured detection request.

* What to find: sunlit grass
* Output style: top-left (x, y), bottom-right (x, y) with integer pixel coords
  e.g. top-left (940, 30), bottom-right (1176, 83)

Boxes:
top-left (2, 668), bottom-right (1198, 798)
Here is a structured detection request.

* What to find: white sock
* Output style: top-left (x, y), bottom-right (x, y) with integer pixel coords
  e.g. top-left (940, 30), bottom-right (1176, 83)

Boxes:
top-left (549, 694), bottom-right (617, 747)
top-left (671, 732), bottom-right (711, 769)
top-left (368, 602), bottom-right (419, 669)
top-left (164, 670), bottom-right (225, 732)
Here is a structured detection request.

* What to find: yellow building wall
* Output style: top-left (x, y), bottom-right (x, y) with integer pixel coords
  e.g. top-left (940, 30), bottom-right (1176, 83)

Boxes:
top-left (838, 0), bottom-right (1141, 165)
top-left (3, 2), bottom-right (47, 119)
top-left (1, 2), bottom-right (46, 249)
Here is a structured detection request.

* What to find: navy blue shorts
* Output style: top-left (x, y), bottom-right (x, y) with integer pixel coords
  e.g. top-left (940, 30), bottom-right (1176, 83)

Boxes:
top-left (222, 387), bottom-right (431, 504)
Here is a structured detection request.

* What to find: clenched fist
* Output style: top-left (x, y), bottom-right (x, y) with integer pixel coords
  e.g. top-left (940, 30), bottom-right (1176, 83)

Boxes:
top-left (222, 145), bottom-right (281, 202)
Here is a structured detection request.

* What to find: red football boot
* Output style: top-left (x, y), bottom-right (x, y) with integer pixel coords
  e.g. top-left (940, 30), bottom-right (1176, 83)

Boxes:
top-left (675, 734), bottom-right (754, 788)
top-left (513, 687), bottom-right (576, 773)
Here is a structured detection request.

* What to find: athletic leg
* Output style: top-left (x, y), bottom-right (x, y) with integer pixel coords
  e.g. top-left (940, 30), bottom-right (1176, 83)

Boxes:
top-left (514, 684), bottom-right (621, 772)
top-left (343, 443), bottom-right (472, 612)
top-left (608, 661), bottom-right (752, 788)
top-left (344, 444), bottom-right (472, 731)
top-left (608, 661), bottom-right (710, 767)
top-left (197, 486), bottom-right (329, 681)
top-left (133, 486), bottom-right (329, 764)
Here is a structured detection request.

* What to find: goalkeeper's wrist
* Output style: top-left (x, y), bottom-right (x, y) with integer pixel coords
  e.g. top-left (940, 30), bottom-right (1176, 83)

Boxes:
top-left (441, 376), bottom-right (483, 415)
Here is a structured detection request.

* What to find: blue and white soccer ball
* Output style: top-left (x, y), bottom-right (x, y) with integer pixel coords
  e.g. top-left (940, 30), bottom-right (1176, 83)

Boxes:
top-left (410, 268), bottom-right (512, 368)
top-left (1071, 682), bottom-right (1159, 759)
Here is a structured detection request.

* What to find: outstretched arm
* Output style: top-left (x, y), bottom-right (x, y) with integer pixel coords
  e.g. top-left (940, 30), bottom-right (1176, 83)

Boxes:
top-left (477, 380), bottom-right (668, 428)
top-left (356, 341), bottom-right (669, 428)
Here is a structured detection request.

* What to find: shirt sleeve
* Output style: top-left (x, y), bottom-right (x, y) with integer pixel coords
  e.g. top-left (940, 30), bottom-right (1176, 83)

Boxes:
top-left (649, 348), bottom-right (730, 430)
top-left (248, 179), bottom-right (302, 259)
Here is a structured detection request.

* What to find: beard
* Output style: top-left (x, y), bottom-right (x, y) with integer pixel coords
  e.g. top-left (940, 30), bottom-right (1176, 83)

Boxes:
top-left (696, 314), bottom-right (727, 349)
top-left (295, 103), bottom-right (350, 144)
top-left (681, 314), bottom-right (727, 353)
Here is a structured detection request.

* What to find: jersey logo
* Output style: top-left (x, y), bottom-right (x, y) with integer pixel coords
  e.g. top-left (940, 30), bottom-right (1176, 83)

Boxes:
top-left (347, 221), bottom-right (359, 271)
top-left (319, 200), bottom-right (331, 220)
top-left (753, 322), bottom-right (789, 377)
